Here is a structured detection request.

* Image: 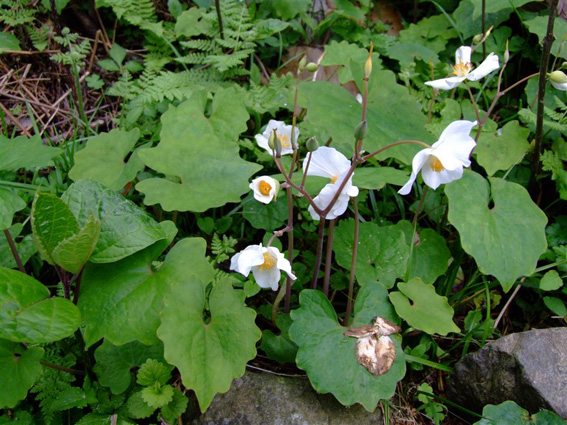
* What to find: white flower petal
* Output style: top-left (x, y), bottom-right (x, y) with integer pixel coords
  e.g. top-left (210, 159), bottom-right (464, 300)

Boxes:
top-left (230, 245), bottom-right (264, 277)
top-left (304, 146), bottom-right (351, 178)
top-left (272, 248), bottom-right (296, 280)
top-left (250, 176), bottom-right (279, 204)
top-left (398, 149), bottom-right (432, 195)
top-left (253, 264), bottom-right (281, 291)
top-left (455, 46), bottom-right (472, 65)
top-left (551, 80), bottom-right (567, 91)
top-left (425, 76), bottom-right (467, 90)
top-left (421, 162), bottom-right (464, 190)
top-left (467, 52), bottom-right (500, 81)
top-left (255, 120), bottom-right (296, 156)
top-left (434, 120), bottom-right (477, 147)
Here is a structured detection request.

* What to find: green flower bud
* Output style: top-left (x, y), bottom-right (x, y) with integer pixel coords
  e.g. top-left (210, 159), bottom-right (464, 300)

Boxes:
top-left (549, 70), bottom-right (567, 84)
top-left (306, 137), bottom-right (319, 152)
top-left (268, 129), bottom-right (276, 150)
top-left (354, 120), bottom-right (367, 141)
top-left (561, 62), bottom-right (567, 70)
top-left (299, 57), bottom-right (307, 71)
top-left (472, 34), bottom-right (483, 44)
top-left (306, 62), bottom-right (318, 72)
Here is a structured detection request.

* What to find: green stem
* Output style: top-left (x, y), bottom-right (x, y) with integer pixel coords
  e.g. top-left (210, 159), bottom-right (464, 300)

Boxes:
top-left (405, 354), bottom-right (452, 372)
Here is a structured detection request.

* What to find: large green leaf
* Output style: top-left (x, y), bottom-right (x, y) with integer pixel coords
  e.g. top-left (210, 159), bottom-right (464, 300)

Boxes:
top-left (353, 167), bottom-right (409, 190)
top-left (94, 340), bottom-right (167, 394)
top-left (79, 236), bottom-right (212, 348)
top-left (242, 191), bottom-right (288, 231)
top-left (0, 340), bottom-right (43, 408)
top-left (321, 40), bottom-right (370, 85)
top-left (260, 313), bottom-right (297, 364)
top-left (522, 11), bottom-right (567, 60)
top-left (158, 278), bottom-right (261, 412)
top-left (446, 170), bottom-right (548, 291)
top-left (289, 285), bottom-right (405, 411)
top-left (69, 129), bottom-right (145, 191)
top-left (62, 180), bottom-right (167, 263)
top-left (31, 192), bottom-right (79, 265)
top-left (297, 69), bottom-right (433, 164)
top-left (333, 220), bottom-right (408, 288)
top-left (136, 88), bottom-right (262, 212)
top-left (0, 188), bottom-right (26, 231)
top-left (0, 267), bottom-right (81, 343)
top-left (389, 278), bottom-right (459, 335)
top-left (475, 400), bottom-right (566, 425)
top-left (475, 121), bottom-right (530, 176)
top-left (0, 135), bottom-right (61, 171)
top-left (0, 33), bottom-right (21, 53)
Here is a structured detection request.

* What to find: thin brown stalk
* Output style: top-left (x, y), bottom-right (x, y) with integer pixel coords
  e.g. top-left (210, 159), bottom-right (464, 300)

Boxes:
top-left (3, 229), bottom-right (26, 274)
top-left (311, 218), bottom-right (326, 289)
top-left (40, 360), bottom-right (86, 376)
top-left (322, 219), bottom-right (336, 297)
top-left (344, 198), bottom-right (359, 326)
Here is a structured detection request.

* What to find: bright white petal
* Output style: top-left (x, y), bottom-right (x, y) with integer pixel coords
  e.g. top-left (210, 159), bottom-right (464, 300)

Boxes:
top-left (304, 146), bottom-right (351, 178)
top-left (398, 149), bottom-right (432, 195)
top-left (252, 265), bottom-right (281, 291)
top-left (551, 80), bottom-right (567, 91)
top-left (425, 76), bottom-right (467, 90)
top-left (455, 46), bottom-right (472, 65)
top-left (255, 134), bottom-right (274, 155)
top-left (250, 176), bottom-right (278, 204)
top-left (326, 194), bottom-right (351, 219)
top-left (467, 52), bottom-right (500, 81)
top-left (230, 245), bottom-right (264, 277)
top-left (272, 248), bottom-right (296, 280)
top-left (421, 162), bottom-right (463, 190)
top-left (434, 120), bottom-right (477, 148)
top-left (435, 139), bottom-right (475, 168)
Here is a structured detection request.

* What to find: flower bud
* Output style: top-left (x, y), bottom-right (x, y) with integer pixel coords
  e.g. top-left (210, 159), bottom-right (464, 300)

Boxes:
top-left (299, 57), bottom-right (307, 71)
top-left (364, 43), bottom-right (374, 79)
top-left (306, 62), bottom-right (318, 72)
top-left (549, 70), bottom-right (567, 84)
top-left (268, 129), bottom-right (276, 150)
top-left (504, 39), bottom-right (510, 64)
top-left (354, 120), bottom-right (367, 141)
top-left (306, 137), bottom-right (319, 152)
top-left (472, 34), bottom-right (483, 44)
top-left (561, 62), bottom-right (567, 70)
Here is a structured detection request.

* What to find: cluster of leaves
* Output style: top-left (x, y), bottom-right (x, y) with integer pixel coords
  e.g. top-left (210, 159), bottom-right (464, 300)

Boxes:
top-left (2, 0), bottom-right (567, 423)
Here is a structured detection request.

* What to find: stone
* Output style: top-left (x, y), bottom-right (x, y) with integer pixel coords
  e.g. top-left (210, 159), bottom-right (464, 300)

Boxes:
top-left (185, 370), bottom-right (384, 424)
top-left (447, 327), bottom-right (567, 419)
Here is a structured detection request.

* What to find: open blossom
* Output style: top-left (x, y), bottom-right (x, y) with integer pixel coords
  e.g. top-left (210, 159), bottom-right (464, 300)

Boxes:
top-left (398, 120), bottom-right (477, 195)
top-left (230, 244), bottom-right (296, 291)
top-left (425, 46), bottom-right (500, 90)
top-left (255, 120), bottom-right (299, 156)
top-left (303, 146), bottom-right (359, 220)
top-left (250, 176), bottom-right (279, 204)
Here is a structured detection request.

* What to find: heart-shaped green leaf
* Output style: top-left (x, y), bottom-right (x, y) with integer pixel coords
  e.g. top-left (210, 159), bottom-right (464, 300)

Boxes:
top-left (446, 170), bottom-right (548, 291)
top-left (62, 180), bottom-right (167, 263)
top-left (353, 167), bottom-right (409, 190)
top-left (334, 220), bottom-right (408, 288)
top-left (0, 339), bottom-right (43, 408)
top-left (475, 120), bottom-right (530, 176)
top-left (0, 267), bottom-right (81, 343)
top-left (289, 285), bottom-right (405, 411)
top-left (0, 188), bottom-right (26, 231)
top-left (242, 191), bottom-right (288, 231)
top-left (260, 313), bottom-right (297, 364)
top-left (158, 278), bottom-right (261, 412)
top-left (79, 236), bottom-right (212, 348)
top-left (69, 128), bottom-right (145, 191)
top-left (136, 88), bottom-right (262, 212)
top-left (389, 278), bottom-right (459, 335)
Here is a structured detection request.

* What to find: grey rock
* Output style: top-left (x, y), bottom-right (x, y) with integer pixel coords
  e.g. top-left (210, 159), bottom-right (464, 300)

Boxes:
top-left (447, 327), bottom-right (567, 419)
top-left (186, 370), bottom-right (383, 425)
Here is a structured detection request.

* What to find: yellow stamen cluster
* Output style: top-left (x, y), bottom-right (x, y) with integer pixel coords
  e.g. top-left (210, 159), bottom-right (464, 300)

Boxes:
top-left (278, 134), bottom-right (291, 149)
top-left (259, 252), bottom-right (276, 271)
top-left (259, 180), bottom-right (272, 196)
top-left (430, 157), bottom-right (445, 173)
top-left (330, 175), bottom-right (339, 184)
top-left (453, 60), bottom-right (473, 77)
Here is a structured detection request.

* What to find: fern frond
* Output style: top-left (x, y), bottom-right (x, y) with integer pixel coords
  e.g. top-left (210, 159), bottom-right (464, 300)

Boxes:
top-left (179, 39), bottom-right (215, 51)
top-left (0, 0), bottom-right (35, 27)
top-left (175, 52), bottom-right (208, 64)
top-left (519, 108), bottom-right (567, 133)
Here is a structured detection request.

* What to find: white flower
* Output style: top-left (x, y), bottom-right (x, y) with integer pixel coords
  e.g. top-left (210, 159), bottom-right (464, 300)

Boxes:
top-left (398, 120), bottom-right (477, 195)
top-left (255, 120), bottom-right (299, 156)
top-left (425, 46), bottom-right (500, 90)
top-left (250, 176), bottom-right (279, 204)
top-left (230, 244), bottom-right (296, 291)
top-left (303, 146), bottom-right (359, 220)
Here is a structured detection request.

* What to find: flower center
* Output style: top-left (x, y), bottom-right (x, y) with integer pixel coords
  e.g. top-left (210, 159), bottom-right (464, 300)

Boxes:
top-left (258, 252), bottom-right (276, 271)
top-left (278, 134), bottom-right (291, 149)
top-left (330, 175), bottom-right (338, 184)
top-left (259, 180), bottom-right (272, 196)
top-left (453, 60), bottom-right (473, 77)
top-left (430, 156), bottom-right (445, 173)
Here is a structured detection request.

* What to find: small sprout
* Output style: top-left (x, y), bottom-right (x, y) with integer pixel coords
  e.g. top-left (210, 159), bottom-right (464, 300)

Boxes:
top-left (306, 137), bottom-right (319, 152)
top-left (61, 27), bottom-right (70, 36)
